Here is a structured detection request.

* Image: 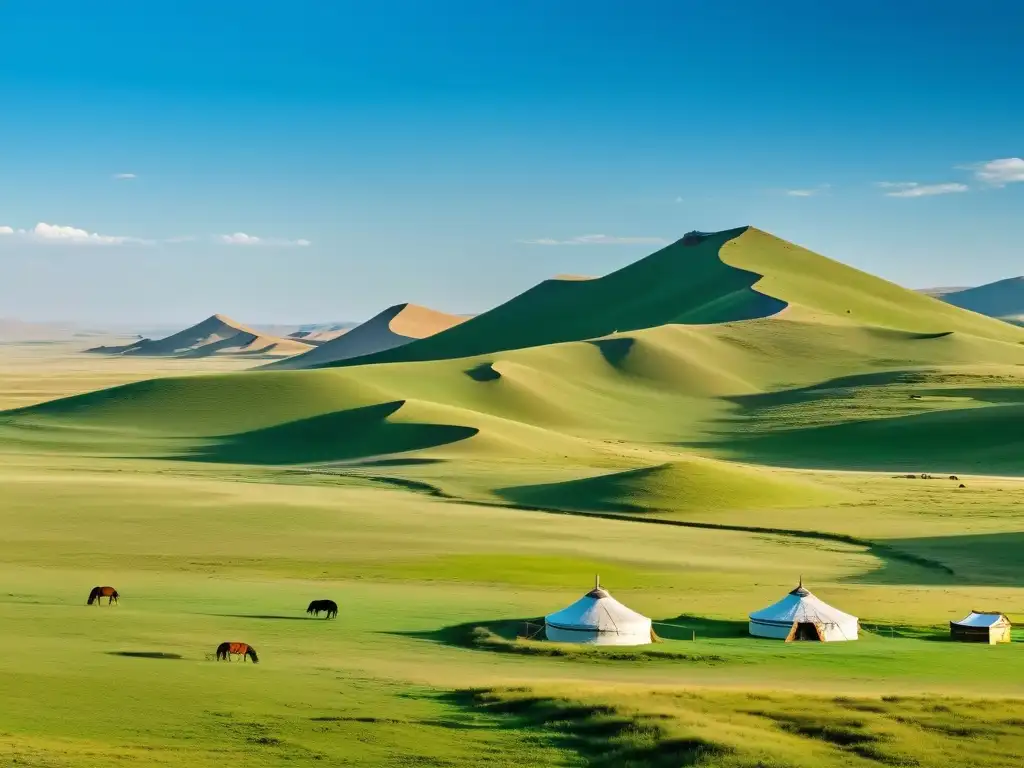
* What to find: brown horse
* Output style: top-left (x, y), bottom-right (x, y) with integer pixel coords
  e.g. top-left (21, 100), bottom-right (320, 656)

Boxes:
top-left (87, 586), bottom-right (119, 605)
top-left (215, 642), bottom-right (259, 663)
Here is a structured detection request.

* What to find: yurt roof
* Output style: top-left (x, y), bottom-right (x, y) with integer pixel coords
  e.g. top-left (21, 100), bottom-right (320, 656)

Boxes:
top-left (749, 583), bottom-right (857, 626)
top-left (545, 582), bottom-right (650, 633)
top-left (952, 611), bottom-right (1011, 628)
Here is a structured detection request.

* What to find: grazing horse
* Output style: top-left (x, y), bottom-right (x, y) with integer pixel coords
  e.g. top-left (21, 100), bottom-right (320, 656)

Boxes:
top-left (306, 599), bottom-right (338, 619)
top-left (215, 642), bottom-right (259, 663)
top-left (87, 586), bottom-right (119, 605)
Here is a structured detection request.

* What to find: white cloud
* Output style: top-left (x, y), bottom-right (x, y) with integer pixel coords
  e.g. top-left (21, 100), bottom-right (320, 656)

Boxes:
top-left (1, 224), bottom-right (311, 247)
top-left (218, 232), bottom-right (263, 245)
top-left (113, 173), bottom-right (137, 180)
top-left (217, 232), bottom-right (311, 246)
top-left (520, 234), bottom-right (668, 246)
top-left (27, 222), bottom-right (149, 245)
top-left (674, 196), bottom-right (684, 204)
top-left (877, 182), bottom-right (969, 198)
top-left (967, 157), bottom-right (1024, 187)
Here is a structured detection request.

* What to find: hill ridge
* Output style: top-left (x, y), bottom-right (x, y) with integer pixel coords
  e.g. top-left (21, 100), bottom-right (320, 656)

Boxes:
top-left (265, 302), bottom-right (465, 370)
top-left (86, 313), bottom-right (312, 359)
top-left (322, 225), bottom-right (1020, 369)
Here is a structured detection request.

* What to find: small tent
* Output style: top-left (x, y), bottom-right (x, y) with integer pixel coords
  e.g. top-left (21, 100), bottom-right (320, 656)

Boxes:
top-left (544, 578), bottom-right (653, 646)
top-left (749, 581), bottom-right (859, 642)
top-left (950, 611), bottom-right (1012, 644)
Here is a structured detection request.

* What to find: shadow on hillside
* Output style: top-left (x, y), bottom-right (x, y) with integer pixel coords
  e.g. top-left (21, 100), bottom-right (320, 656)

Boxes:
top-left (106, 651), bottom-right (183, 660)
top-left (181, 401), bottom-right (478, 465)
top-left (464, 362), bottom-right (502, 382)
top-left (684, 403), bottom-right (1024, 475)
top-left (351, 457), bottom-right (445, 468)
top-left (387, 619), bottom-right (525, 649)
top-left (445, 688), bottom-right (732, 767)
top-left (199, 613), bottom-right (313, 621)
top-left (722, 370), bottom-right (928, 413)
top-left (854, 531), bottom-right (1024, 588)
top-left (590, 337), bottom-right (635, 367)
top-left (495, 469), bottom-right (657, 515)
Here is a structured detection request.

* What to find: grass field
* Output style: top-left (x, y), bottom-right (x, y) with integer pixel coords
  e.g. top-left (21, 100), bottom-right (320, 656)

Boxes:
top-left (4, 230), bottom-right (1024, 765)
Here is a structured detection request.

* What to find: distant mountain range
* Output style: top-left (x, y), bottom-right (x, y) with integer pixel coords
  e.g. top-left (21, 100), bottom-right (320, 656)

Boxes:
top-left (921, 277), bottom-right (1024, 325)
top-left (83, 308), bottom-right (465, 363)
top-left (938, 279), bottom-right (1024, 325)
top-left (86, 314), bottom-right (316, 359)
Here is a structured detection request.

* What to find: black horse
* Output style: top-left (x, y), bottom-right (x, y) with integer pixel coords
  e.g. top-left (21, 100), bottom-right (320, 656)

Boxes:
top-left (306, 599), bottom-right (338, 619)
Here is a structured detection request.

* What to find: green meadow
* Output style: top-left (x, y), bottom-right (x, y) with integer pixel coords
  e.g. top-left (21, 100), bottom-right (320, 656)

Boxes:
top-left (3, 228), bottom-right (1024, 766)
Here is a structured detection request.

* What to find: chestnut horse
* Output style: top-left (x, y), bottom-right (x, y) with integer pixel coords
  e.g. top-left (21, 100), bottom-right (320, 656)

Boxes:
top-left (306, 599), bottom-right (338, 619)
top-left (87, 586), bottom-right (119, 605)
top-left (216, 642), bottom-right (259, 663)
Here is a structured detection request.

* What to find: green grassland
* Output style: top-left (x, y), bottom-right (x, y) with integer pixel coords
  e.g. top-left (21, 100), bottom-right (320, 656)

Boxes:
top-left (3, 227), bottom-right (1024, 765)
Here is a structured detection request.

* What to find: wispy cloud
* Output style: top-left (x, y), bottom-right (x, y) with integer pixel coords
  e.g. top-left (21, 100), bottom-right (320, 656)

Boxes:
top-left (782, 184), bottom-right (830, 197)
top-left (965, 157), bottom-right (1024, 187)
top-left (0, 222), bottom-right (151, 245)
top-left (0, 223), bottom-right (314, 247)
top-left (217, 232), bottom-right (311, 247)
top-left (520, 234), bottom-right (668, 246)
top-left (876, 181), bottom-right (969, 198)
top-left (113, 173), bottom-right (137, 181)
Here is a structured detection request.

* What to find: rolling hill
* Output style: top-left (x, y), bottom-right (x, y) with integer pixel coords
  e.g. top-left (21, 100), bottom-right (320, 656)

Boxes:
top-left (320, 227), bottom-right (1021, 368)
top-left (7, 225), bottom-right (1024, 503)
top-left (86, 314), bottom-right (313, 359)
top-left (266, 303), bottom-right (465, 370)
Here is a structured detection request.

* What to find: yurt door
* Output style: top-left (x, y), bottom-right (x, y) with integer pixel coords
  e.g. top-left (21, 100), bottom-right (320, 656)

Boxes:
top-left (794, 622), bottom-right (822, 641)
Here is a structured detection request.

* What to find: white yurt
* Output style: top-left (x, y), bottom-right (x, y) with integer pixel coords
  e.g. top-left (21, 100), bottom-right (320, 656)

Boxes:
top-left (950, 611), bottom-right (1012, 644)
top-left (544, 578), bottom-right (653, 646)
top-left (748, 581), bottom-right (859, 642)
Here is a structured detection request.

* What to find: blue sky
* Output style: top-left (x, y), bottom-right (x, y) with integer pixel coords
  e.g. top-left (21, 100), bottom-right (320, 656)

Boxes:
top-left (1, 0), bottom-right (1021, 325)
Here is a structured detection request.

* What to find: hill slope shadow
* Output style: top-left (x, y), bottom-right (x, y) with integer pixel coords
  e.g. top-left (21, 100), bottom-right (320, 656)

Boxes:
top-left (183, 401), bottom-right (478, 465)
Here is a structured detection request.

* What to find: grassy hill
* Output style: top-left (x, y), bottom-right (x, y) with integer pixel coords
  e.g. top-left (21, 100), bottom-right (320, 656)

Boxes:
top-left (5, 225), bottom-right (1024, 493)
top-left (321, 226), bottom-right (1020, 368)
